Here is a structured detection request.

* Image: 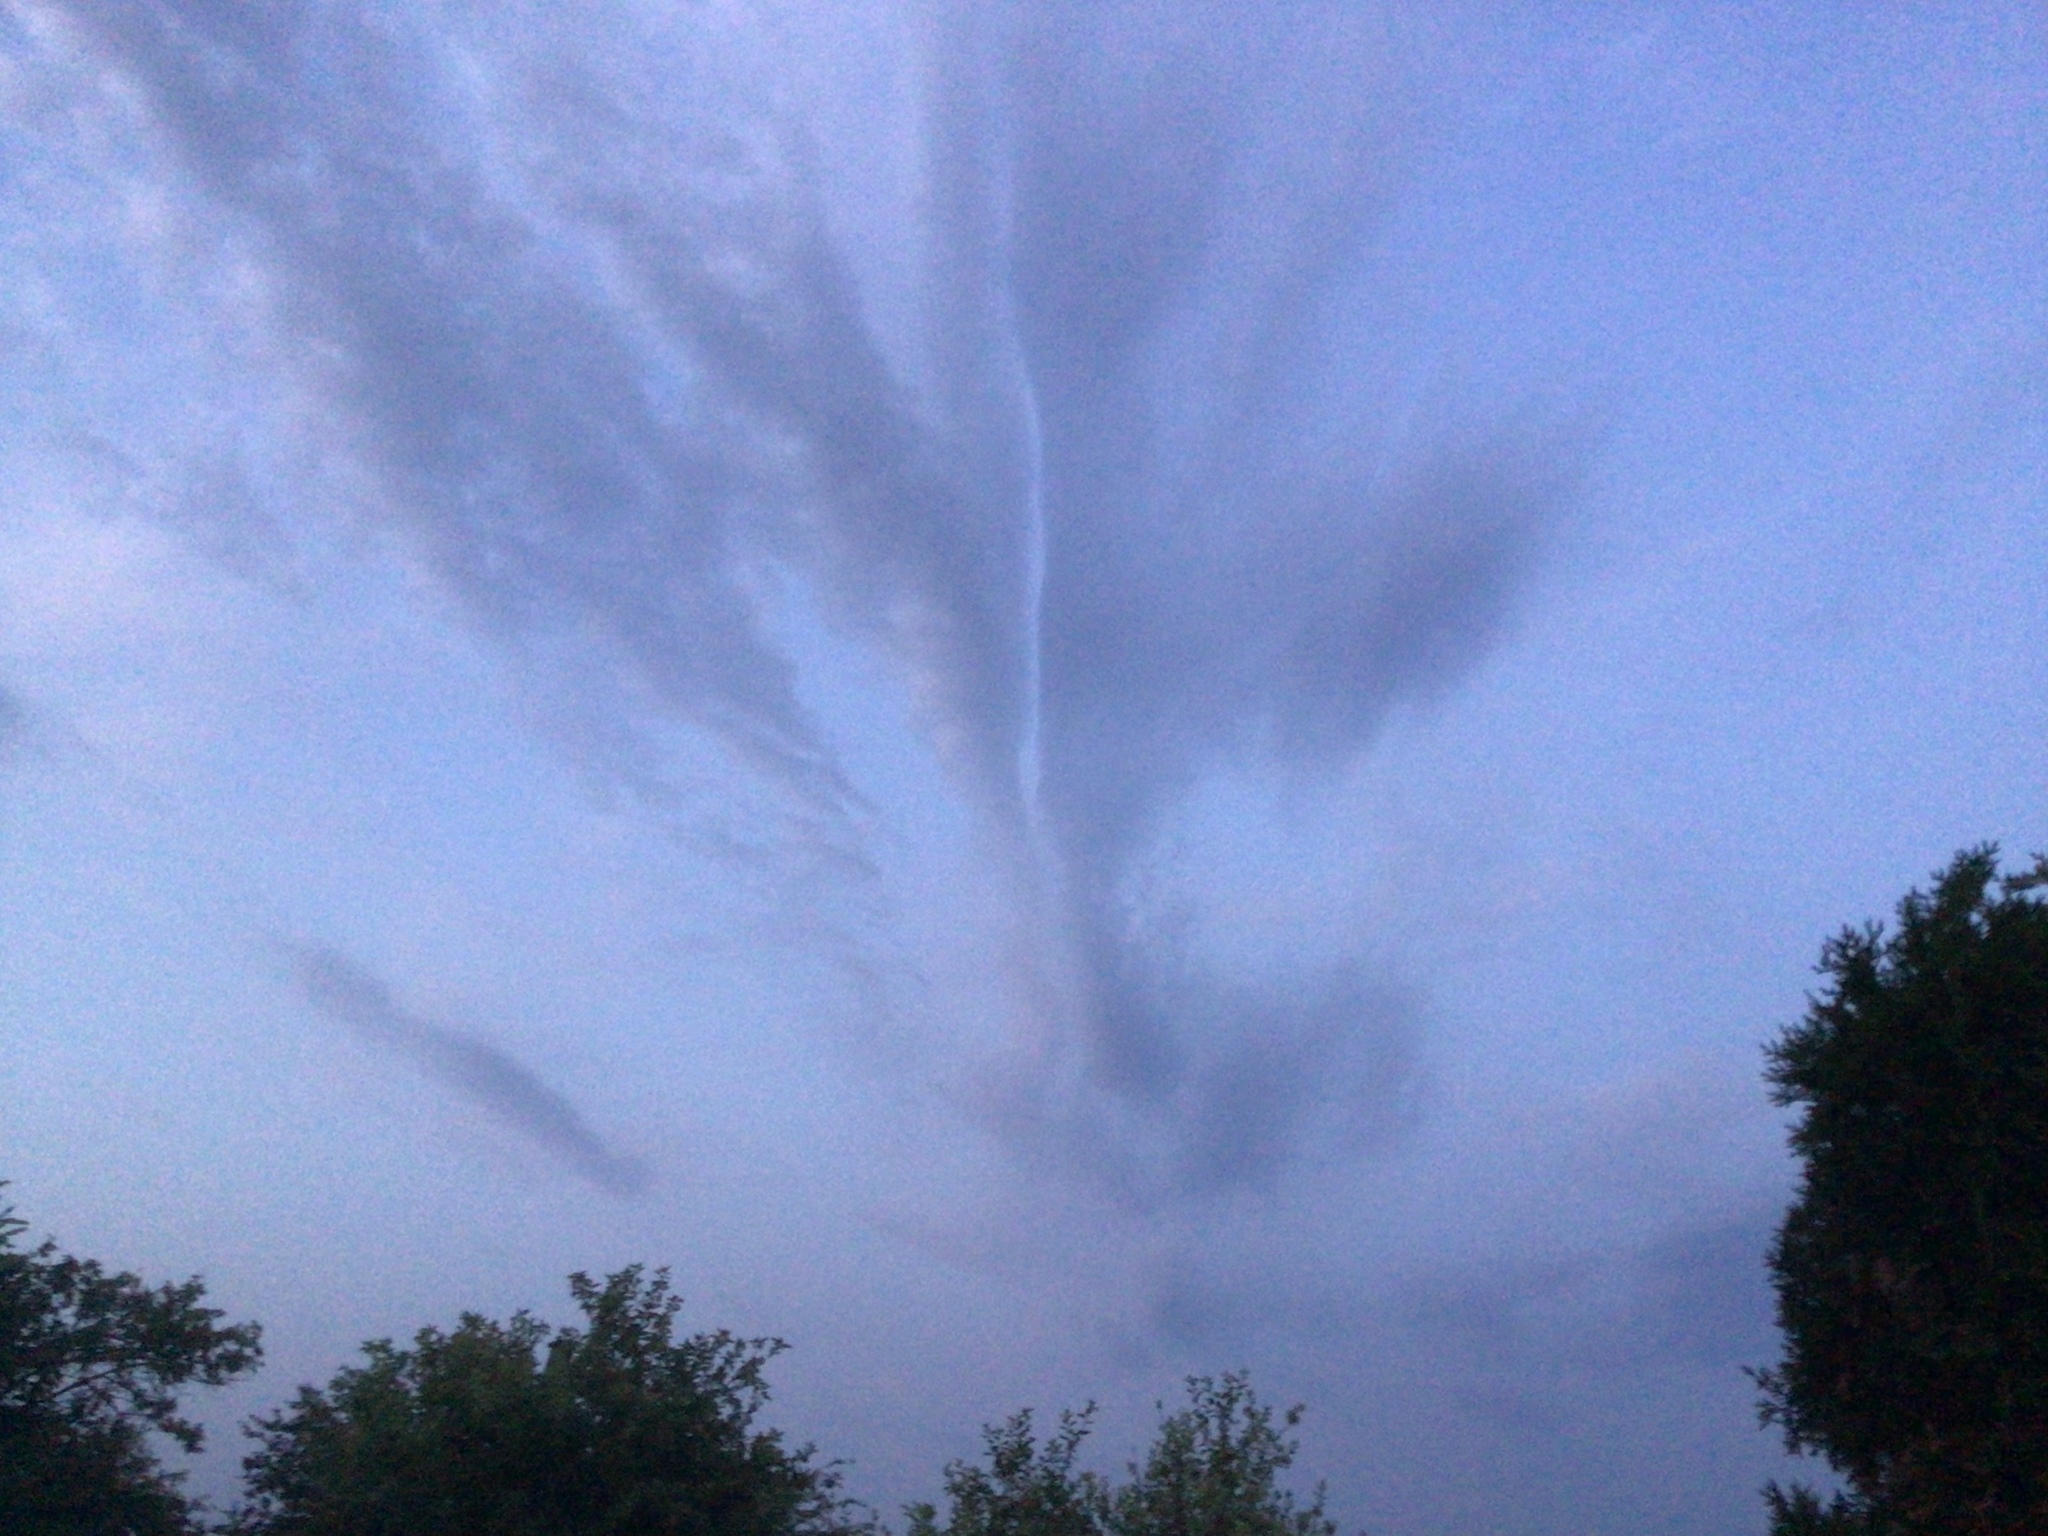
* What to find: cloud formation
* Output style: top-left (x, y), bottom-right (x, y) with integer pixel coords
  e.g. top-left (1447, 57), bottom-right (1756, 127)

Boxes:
top-left (294, 944), bottom-right (647, 1195)
top-left (0, 684), bottom-right (22, 757)
top-left (39, 0), bottom-right (1564, 1201)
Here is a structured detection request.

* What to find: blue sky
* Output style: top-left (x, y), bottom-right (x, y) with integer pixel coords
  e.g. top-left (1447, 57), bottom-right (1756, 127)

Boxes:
top-left (2, 3), bottom-right (2044, 1533)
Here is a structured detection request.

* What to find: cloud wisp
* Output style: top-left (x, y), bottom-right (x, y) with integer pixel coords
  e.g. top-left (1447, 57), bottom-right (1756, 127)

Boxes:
top-left (0, 683), bottom-right (23, 759)
top-left (32, 0), bottom-right (1569, 1204)
top-left (293, 945), bottom-right (648, 1196)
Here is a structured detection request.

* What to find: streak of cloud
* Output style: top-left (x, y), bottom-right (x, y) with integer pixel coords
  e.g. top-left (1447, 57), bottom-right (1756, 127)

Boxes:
top-left (293, 944), bottom-right (648, 1196)
top-left (0, 684), bottom-right (22, 756)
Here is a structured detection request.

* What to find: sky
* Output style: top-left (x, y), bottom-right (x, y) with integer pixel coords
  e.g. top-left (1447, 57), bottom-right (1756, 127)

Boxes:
top-left (1, 2), bottom-right (2044, 1532)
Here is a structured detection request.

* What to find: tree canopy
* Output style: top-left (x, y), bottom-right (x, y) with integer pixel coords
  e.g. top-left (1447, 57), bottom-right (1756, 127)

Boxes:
top-left (233, 1264), bottom-right (861, 1536)
top-left (1757, 846), bottom-right (2048, 1534)
top-left (0, 1194), bottom-right (263, 1536)
top-left (3, 1177), bottom-right (1347, 1536)
top-left (906, 1405), bottom-right (1108, 1536)
top-left (908, 1374), bottom-right (1338, 1536)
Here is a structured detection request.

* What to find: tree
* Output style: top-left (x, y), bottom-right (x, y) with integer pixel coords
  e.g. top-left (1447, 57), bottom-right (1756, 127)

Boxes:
top-left (233, 1264), bottom-right (863, 1536)
top-left (905, 1406), bottom-right (1108, 1536)
top-left (1109, 1376), bottom-right (1336, 1536)
top-left (1756, 847), bottom-right (2048, 1534)
top-left (0, 1190), bottom-right (264, 1536)
top-left (908, 1374), bottom-right (1339, 1536)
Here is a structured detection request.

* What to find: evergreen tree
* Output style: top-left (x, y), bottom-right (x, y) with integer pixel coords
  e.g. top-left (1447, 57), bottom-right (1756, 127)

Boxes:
top-left (1757, 847), bottom-right (2048, 1534)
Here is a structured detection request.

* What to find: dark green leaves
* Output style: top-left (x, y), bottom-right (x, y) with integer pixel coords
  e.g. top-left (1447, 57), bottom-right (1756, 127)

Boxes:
top-left (1, 1191), bottom-right (1341, 1536)
top-left (906, 1406), bottom-right (1108, 1536)
top-left (233, 1264), bottom-right (860, 1536)
top-left (910, 1375), bottom-right (1340, 1536)
top-left (1758, 847), bottom-right (2048, 1535)
top-left (0, 1195), bottom-right (263, 1536)
top-left (1112, 1376), bottom-right (1335, 1536)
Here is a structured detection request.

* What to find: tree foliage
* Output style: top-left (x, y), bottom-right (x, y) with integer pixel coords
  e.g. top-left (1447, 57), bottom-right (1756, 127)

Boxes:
top-left (908, 1374), bottom-right (1339, 1536)
top-left (905, 1406), bottom-right (1108, 1536)
top-left (233, 1264), bottom-right (861, 1536)
top-left (1757, 847), bottom-right (2048, 1534)
top-left (1110, 1375), bottom-right (1336, 1536)
top-left (0, 1194), bottom-right (264, 1536)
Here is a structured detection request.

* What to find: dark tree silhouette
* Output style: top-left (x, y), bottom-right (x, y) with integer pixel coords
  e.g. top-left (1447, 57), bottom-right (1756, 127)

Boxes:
top-left (0, 1191), bottom-right (263, 1536)
top-left (1757, 847), bottom-right (2048, 1534)
top-left (234, 1265), bottom-right (862, 1536)
top-left (906, 1405), bottom-right (1109, 1536)
top-left (908, 1373), bottom-right (1339, 1536)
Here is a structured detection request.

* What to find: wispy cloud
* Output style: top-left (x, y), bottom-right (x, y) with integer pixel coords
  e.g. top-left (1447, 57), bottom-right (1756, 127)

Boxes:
top-left (0, 684), bottom-right (23, 757)
top-left (39, 0), bottom-right (1570, 1202)
top-left (293, 944), bottom-right (647, 1196)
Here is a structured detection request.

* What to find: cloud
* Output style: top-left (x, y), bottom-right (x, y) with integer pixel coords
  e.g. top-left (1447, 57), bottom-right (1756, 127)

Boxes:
top-left (40, 0), bottom-right (1571, 1201)
top-left (1632, 1208), bottom-right (1779, 1370)
top-left (0, 684), bottom-right (22, 757)
top-left (292, 944), bottom-right (648, 1196)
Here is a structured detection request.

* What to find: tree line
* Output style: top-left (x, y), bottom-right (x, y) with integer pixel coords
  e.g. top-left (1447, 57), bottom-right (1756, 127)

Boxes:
top-left (0, 1203), bottom-right (1335, 1536)
top-left (6, 847), bottom-right (2047, 1534)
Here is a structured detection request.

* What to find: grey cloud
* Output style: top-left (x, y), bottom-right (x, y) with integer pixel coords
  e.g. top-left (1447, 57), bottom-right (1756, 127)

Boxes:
top-left (995, 0), bottom-right (1562, 1183)
top-left (1632, 1208), bottom-right (1779, 1371)
top-left (1111, 1210), bottom-right (1786, 1536)
top-left (1086, 961), bottom-right (1421, 1201)
top-left (0, 684), bottom-right (23, 755)
top-left (67, 1), bottom-right (853, 810)
top-left (293, 944), bottom-right (647, 1195)
top-left (1131, 1175), bottom-right (1780, 1382)
top-left (1181, 972), bottom-right (1420, 1194)
top-left (1397, 1212), bottom-right (1780, 1384)
top-left (51, 0), bottom-right (1568, 1198)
